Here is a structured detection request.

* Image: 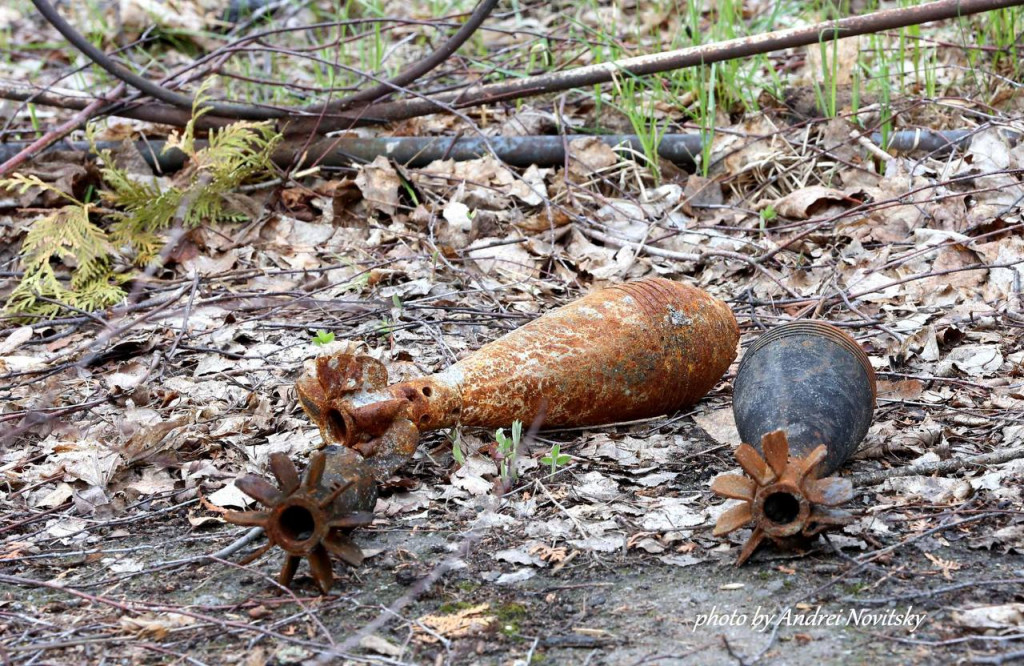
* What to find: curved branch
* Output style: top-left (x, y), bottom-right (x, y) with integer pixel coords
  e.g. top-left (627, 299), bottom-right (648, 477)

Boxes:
top-left (31, 0), bottom-right (496, 121)
top-left (298, 0), bottom-right (1024, 131)
top-left (30, 0), bottom-right (285, 120)
top-left (326, 0), bottom-right (499, 111)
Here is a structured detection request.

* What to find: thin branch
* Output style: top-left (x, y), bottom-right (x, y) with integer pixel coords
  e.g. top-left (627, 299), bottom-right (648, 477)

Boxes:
top-left (301, 0), bottom-right (1024, 130)
top-left (0, 84), bottom-right (125, 177)
top-left (327, 0), bottom-right (499, 111)
top-left (0, 78), bottom-right (227, 128)
top-left (851, 446), bottom-right (1024, 487)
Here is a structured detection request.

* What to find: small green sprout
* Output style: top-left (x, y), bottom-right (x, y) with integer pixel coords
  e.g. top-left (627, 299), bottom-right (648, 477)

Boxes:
top-left (311, 329), bottom-right (335, 346)
top-left (495, 419), bottom-right (523, 483)
top-left (449, 428), bottom-right (465, 466)
top-left (540, 443), bottom-right (571, 476)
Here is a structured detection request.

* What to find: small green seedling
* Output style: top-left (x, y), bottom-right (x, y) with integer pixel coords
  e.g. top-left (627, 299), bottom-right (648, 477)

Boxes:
top-left (449, 428), bottom-right (465, 466)
top-left (540, 443), bottom-right (571, 476)
top-left (312, 329), bottom-right (335, 346)
top-left (495, 419), bottom-right (523, 483)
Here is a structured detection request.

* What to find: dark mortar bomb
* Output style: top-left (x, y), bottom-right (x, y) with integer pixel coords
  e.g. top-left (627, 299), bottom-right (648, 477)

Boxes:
top-left (733, 321), bottom-right (876, 476)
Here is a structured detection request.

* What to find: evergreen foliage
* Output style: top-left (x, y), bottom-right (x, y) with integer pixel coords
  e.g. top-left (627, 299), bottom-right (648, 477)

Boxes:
top-left (0, 86), bottom-right (280, 317)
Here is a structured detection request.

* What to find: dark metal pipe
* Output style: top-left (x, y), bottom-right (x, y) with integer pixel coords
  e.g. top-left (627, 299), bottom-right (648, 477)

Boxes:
top-left (0, 129), bottom-right (972, 175)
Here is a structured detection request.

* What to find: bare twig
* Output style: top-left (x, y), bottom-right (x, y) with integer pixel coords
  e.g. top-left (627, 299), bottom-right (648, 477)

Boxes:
top-left (0, 78), bottom-right (225, 128)
top-left (0, 83), bottom-right (125, 177)
top-left (301, 0), bottom-right (1024, 130)
top-left (851, 446), bottom-right (1024, 487)
top-left (21, 1), bottom-right (1024, 130)
top-left (327, 0), bottom-right (499, 111)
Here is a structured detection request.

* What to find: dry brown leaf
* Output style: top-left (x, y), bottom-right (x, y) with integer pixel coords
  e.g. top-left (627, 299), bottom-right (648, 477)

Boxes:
top-left (119, 612), bottom-right (196, 639)
top-left (877, 379), bottom-right (925, 401)
top-left (682, 175), bottom-right (723, 212)
top-left (953, 604), bottom-right (1024, 631)
top-left (355, 156), bottom-right (401, 216)
top-left (692, 408), bottom-right (741, 446)
top-left (528, 544), bottom-right (568, 563)
top-left (768, 186), bottom-right (848, 220)
top-left (415, 604), bottom-right (496, 643)
top-left (568, 137), bottom-right (619, 176)
top-left (803, 36), bottom-right (861, 85)
top-left (924, 552), bottom-right (962, 580)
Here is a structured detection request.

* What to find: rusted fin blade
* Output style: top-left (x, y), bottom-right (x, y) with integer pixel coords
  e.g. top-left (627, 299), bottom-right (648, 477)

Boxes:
top-left (328, 511), bottom-right (375, 529)
top-left (295, 374), bottom-right (329, 423)
top-left (761, 430), bottom-right (790, 478)
top-left (735, 443), bottom-right (770, 485)
top-left (308, 545), bottom-right (334, 593)
top-left (304, 451), bottom-right (327, 489)
top-left (270, 453), bottom-right (301, 495)
top-left (806, 476), bottom-right (854, 506)
top-left (358, 356), bottom-right (389, 390)
top-left (349, 399), bottom-right (409, 438)
top-left (797, 445), bottom-right (827, 481)
top-left (711, 474), bottom-right (757, 501)
top-left (279, 555), bottom-right (301, 587)
top-left (714, 502), bottom-right (753, 536)
top-left (236, 475), bottom-right (283, 506)
top-left (325, 532), bottom-right (365, 567)
top-left (223, 510), bottom-right (269, 527)
top-left (736, 526), bottom-right (765, 566)
top-left (315, 354), bottom-right (388, 399)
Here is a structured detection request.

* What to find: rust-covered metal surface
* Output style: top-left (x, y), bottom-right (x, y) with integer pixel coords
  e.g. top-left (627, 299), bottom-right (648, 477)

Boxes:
top-left (297, 278), bottom-right (739, 457)
top-left (713, 321), bottom-right (876, 564)
top-left (224, 446), bottom-right (377, 593)
top-left (712, 431), bottom-right (856, 565)
top-left (242, 278), bottom-right (737, 591)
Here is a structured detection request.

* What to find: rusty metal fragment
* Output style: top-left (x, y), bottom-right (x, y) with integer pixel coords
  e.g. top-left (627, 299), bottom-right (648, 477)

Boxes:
top-left (713, 321), bottom-right (876, 564)
top-left (231, 278), bottom-right (737, 592)
top-left (297, 278), bottom-right (739, 452)
top-left (224, 446), bottom-right (377, 593)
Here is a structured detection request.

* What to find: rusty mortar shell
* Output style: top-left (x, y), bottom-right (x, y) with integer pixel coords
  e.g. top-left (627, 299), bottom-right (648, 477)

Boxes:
top-left (224, 446), bottom-right (377, 593)
top-left (712, 321), bottom-right (876, 564)
top-left (296, 278), bottom-right (739, 464)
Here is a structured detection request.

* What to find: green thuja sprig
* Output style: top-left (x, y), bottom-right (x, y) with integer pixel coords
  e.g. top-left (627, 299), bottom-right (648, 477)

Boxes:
top-left (3, 80), bottom-right (281, 316)
top-left (99, 81), bottom-right (280, 265)
top-left (1, 174), bottom-right (125, 317)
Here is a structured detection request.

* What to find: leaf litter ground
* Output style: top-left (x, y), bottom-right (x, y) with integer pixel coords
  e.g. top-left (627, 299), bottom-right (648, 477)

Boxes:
top-left (1, 1), bottom-right (1024, 664)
